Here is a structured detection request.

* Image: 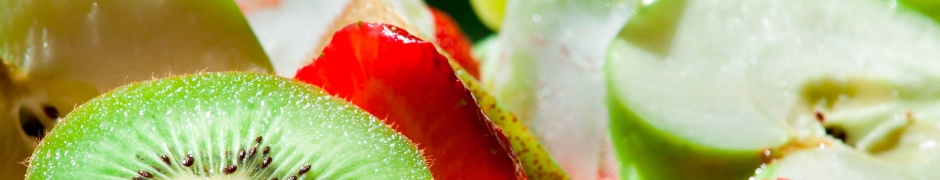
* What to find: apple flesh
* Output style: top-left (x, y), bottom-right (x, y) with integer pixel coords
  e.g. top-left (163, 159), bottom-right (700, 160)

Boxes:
top-left (0, 0), bottom-right (272, 178)
top-left (607, 0), bottom-right (940, 179)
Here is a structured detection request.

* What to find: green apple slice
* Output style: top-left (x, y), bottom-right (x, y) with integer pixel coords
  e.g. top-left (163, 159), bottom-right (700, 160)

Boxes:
top-left (900, 0), bottom-right (940, 22)
top-left (0, 0), bottom-right (272, 178)
top-left (607, 0), bottom-right (940, 179)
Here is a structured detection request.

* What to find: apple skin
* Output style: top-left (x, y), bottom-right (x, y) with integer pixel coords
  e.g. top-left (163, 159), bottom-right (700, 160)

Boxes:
top-left (606, 70), bottom-right (763, 179)
top-left (0, 0), bottom-right (272, 178)
top-left (605, 0), bottom-right (940, 179)
top-left (898, 0), bottom-right (940, 22)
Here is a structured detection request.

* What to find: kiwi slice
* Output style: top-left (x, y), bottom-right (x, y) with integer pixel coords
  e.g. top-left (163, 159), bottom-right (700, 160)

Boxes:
top-left (25, 72), bottom-right (431, 179)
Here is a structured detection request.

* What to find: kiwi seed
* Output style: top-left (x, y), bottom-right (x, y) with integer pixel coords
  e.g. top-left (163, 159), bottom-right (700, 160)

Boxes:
top-left (182, 154), bottom-right (195, 167)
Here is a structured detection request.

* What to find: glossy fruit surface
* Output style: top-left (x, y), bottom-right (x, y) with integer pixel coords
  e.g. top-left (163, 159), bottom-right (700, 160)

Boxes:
top-left (479, 0), bottom-right (632, 179)
top-left (27, 72), bottom-right (431, 179)
top-left (295, 22), bottom-right (525, 179)
top-left (0, 0), bottom-right (272, 178)
top-left (431, 7), bottom-right (481, 79)
top-left (607, 0), bottom-right (940, 179)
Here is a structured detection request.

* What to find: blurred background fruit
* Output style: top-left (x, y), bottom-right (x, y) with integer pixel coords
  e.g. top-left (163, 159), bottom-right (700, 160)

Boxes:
top-left (0, 0), bottom-right (272, 178)
top-left (476, 0), bottom-right (634, 179)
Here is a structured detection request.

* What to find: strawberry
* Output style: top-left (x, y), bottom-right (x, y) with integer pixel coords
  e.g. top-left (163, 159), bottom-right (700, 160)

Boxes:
top-left (430, 7), bottom-right (481, 79)
top-left (294, 22), bottom-right (525, 179)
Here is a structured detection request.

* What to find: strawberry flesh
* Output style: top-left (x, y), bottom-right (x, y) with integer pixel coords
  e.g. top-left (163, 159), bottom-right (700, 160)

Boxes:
top-left (294, 22), bottom-right (525, 179)
top-left (430, 7), bottom-right (481, 79)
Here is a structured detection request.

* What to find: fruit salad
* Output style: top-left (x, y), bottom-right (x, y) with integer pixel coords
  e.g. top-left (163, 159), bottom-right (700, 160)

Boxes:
top-left (6, 0), bottom-right (940, 179)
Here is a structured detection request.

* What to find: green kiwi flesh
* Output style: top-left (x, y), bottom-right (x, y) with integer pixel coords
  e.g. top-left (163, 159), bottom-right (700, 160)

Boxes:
top-left (25, 72), bottom-right (431, 179)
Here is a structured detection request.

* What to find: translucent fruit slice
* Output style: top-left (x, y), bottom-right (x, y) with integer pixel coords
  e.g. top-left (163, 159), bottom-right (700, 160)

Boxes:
top-left (479, 0), bottom-right (633, 179)
top-left (453, 62), bottom-right (569, 179)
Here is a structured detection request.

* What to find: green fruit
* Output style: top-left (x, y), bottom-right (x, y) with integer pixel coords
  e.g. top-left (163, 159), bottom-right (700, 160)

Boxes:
top-left (607, 0), bottom-right (940, 179)
top-left (470, 0), bottom-right (506, 31)
top-left (0, 0), bottom-right (272, 178)
top-left (899, 0), bottom-right (940, 22)
top-left (26, 72), bottom-right (431, 179)
top-left (453, 60), bottom-right (569, 179)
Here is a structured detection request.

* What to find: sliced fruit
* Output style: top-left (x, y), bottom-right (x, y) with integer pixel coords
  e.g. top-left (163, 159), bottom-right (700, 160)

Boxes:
top-left (430, 7), bottom-right (481, 79)
top-left (899, 0), bottom-right (940, 22)
top-left (238, 0), bottom-right (435, 77)
top-left (384, 0), bottom-right (436, 40)
top-left (473, 35), bottom-right (499, 66)
top-left (0, 0), bottom-right (272, 178)
top-left (470, 0), bottom-right (506, 31)
top-left (454, 62), bottom-right (568, 179)
top-left (294, 22), bottom-right (525, 179)
top-left (0, 63), bottom-right (32, 180)
top-left (236, 0), bottom-right (350, 77)
top-left (607, 0), bottom-right (940, 179)
top-left (479, 0), bottom-right (633, 179)
top-left (26, 72), bottom-right (431, 179)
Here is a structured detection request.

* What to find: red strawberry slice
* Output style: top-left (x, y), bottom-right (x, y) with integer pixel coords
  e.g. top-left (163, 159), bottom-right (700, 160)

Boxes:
top-left (430, 7), bottom-right (481, 79)
top-left (294, 22), bottom-right (525, 179)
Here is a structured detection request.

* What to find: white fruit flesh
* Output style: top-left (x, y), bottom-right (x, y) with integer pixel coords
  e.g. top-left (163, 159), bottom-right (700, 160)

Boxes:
top-left (482, 0), bottom-right (634, 179)
top-left (1, 0), bottom-right (272, 178)
top-left (236, 0), bottom-right (349, 77)
top-left (608, 0), bottom-right (940, 179)
top-left (238, 0), bottom-right (435, 77)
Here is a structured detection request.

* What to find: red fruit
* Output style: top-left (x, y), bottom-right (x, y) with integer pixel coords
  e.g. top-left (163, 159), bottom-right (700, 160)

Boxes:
top-left (294, 22), bottom-right (525, 179)
top-left (430, 7), bottom-right (481, 79)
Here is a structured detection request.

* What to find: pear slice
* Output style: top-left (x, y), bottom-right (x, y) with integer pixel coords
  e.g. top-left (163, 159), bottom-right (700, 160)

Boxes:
top-left (0, 0), bottom-right (272, 178)
top-left (607, 0), bottom-right (940, 179)
top-left (479, 0), bottom-right (633, 178)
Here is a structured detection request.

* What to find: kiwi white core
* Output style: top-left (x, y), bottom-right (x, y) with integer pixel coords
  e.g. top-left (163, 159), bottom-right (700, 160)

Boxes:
top-left (609, 0), bottom-right (940, 178)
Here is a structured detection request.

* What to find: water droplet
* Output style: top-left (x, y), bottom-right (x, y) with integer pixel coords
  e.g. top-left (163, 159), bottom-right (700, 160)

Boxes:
top-left (531, 14), bottom-right (542, 23)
